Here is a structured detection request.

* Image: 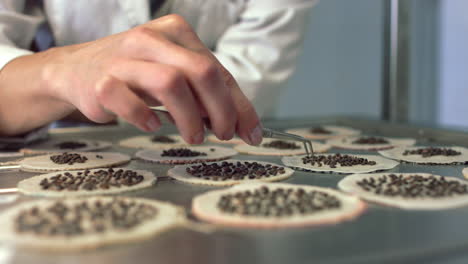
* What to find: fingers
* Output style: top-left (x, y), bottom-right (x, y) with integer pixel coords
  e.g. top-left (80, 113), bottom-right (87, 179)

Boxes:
top-left (94, 75), bottom-right (161, 132)
top-left (113, 15), bottom-right (261, 144)
top-left (156, 75), bottom-right (205, 144)
top-left (221, 67), bottom-right (263, 145)
top-left (172, 51), bottom-right (237, 140)
top-left (108, 60), bottom-right (205, 144)
top-left (121, 27), bottom-right (237, 141)
top-left (144, 15), bottom-right (262, 144)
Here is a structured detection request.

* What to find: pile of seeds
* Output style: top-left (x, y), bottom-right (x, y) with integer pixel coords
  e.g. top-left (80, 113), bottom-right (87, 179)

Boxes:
top-left (15, 199), bottom-right (158, 237)
top-left (185, 161), bottom-right (286, 181)
top-left (302, 154), bottom-right (376, 168)
top-left (151, 135), bottom-right (176, 143)
top-left (262, 140), bottom-right (300, 150)
top-left (54, 141), bottom-right (87, 150)
top-left (356, 174), bottom-right (468, 198)
top-left (217, 186), bottom-right (341, 217)
top-left (50, 153), bottom-right (88, 165)
top-left (352, 137), bottom-right (389, 145)
top-left (161, 148), bottom-right (208, 157)
top-left (309, 127), bottom-right (332, 134)
top-left (402, 147), bottom-right (461, 158)
top-left (39, 168), bottom-right (145, 191)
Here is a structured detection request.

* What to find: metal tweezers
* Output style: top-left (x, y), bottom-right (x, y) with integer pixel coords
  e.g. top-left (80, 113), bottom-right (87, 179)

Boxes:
top-left (262, 128), bottom-right (314, 156)
top-left (150, 107), bottom-right (314, 156)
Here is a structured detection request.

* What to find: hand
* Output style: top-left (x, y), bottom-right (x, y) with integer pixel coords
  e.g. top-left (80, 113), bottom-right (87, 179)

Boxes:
top-left (1, 15), bottom-right (262, 145)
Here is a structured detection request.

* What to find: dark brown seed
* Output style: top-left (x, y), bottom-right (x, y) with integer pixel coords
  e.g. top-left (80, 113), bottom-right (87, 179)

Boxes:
top-left (309, 127), bottom-right (332, 134)
top-left (302, 154), bottom-right (376, 167)
top-left (39, 168), bottom-right (146, 191)
top-left (262, 140), bottom-right (300, 150)
top-left (356, 174), bottom-right (468, 198)
top-left (54, 141), bottom-right (87, 150)
top-left (403, 147), bottom-right (461, 157)
top-left (186, 161), bottom-right (287, 180)
top-left (50, 153), bottom-right (88, 165)
top-left (14, 199), bottom-right (158, 237)
top-left (217, 187), bottom-right (341, 217)
top-left (161, 148), bottom-right (207, 157)
top-left (352, 137), bottom-right (389, 145)
top-left (151, 135), bottom-right (176, 143)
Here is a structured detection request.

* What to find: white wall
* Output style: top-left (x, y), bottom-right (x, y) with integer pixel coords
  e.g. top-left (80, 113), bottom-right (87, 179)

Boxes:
top-left (439, 0), bottom-right (468, 128)
top-left (275, 0), bottom-right (384, 119)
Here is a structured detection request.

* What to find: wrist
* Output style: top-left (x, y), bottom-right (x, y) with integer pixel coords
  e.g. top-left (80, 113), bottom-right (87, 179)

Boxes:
top-left (38, 46), bottom-right (74, 105)
top-left (0, 49), bottom-right (75, 135)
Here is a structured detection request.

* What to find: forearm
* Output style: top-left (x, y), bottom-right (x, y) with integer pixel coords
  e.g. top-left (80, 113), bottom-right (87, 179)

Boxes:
top-left (0, 49), bottom-right (75, 136)
top-left (0, 14), bottom-right (263, 145)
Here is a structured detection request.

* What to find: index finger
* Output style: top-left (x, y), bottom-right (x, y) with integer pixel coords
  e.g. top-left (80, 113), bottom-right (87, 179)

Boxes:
top-left (144, 15), bottom-right (263, 145)
top-left (220, 66), bottom-right (263, 145)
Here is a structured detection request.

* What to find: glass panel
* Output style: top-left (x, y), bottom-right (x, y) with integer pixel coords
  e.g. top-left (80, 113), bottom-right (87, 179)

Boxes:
top-left (275, 0), bottom-right (385, 119)
top-left (438, 0), bottom-right (468, 128)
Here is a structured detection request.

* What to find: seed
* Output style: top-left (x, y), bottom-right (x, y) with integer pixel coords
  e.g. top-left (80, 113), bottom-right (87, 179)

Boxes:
top-left (217, 187), bottom-right (341, 217)
top-left (50, 153), bottom-right (88, 165)
top-left (186, 161), bottom-right (287, 180)
top-left (39, 169), bottom-right (146, 191)
top-left (151, 135), bottom-right (176, 143)
top-left (14, 198), bottom-right (158, 237)
top-left (403, 147), bottom-right (461, 157)
top-left (302, 154), bottom-right (376, 167)
top-left (356, 174), bottom-right (468, 198)
top-left (161, 148), bottom-right (207, 157)
top-left (262, 140), bottom-right (300, 150)
top-left (352, 137), bottom-right (389, 145)
top-left (309, 127), bottom-right (332, 134)
top-left (54, 141), bottom-right (87, 150)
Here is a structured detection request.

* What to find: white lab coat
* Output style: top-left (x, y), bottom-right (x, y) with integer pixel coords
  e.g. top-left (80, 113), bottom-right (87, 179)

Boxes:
top-left (0, 0), bottom-right (316, 117)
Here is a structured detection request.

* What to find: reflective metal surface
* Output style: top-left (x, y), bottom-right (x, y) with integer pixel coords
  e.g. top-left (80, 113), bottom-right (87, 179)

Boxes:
top-left (1, 117), bottom-right (468, 264)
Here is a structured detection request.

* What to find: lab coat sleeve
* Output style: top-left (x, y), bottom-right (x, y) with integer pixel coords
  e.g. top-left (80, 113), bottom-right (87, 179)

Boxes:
top-left (213, 0), bottom-right (317, 117)
top-left (0, 0), bottom-right (44, 139)
top-left (0, 0), bottom-right (43, 69)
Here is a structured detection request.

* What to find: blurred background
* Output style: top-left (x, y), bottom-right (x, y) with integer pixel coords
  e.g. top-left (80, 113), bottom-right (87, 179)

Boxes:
top-left (275, 0), bottom-right (467, 129)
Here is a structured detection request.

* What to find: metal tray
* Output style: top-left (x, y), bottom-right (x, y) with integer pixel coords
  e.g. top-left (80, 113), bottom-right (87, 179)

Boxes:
top-left (1, 117), bottom-right (468, 264)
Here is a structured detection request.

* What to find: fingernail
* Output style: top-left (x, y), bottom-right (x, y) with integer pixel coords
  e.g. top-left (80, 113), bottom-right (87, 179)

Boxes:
top-left (222, 130), bottom-right (234, 141)
top-left (248, 124), bottom-right (263, 145)
top-left (192, 131), bottom-right (205, 144)
top-left (146, 115), bottom-right (160, 132)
